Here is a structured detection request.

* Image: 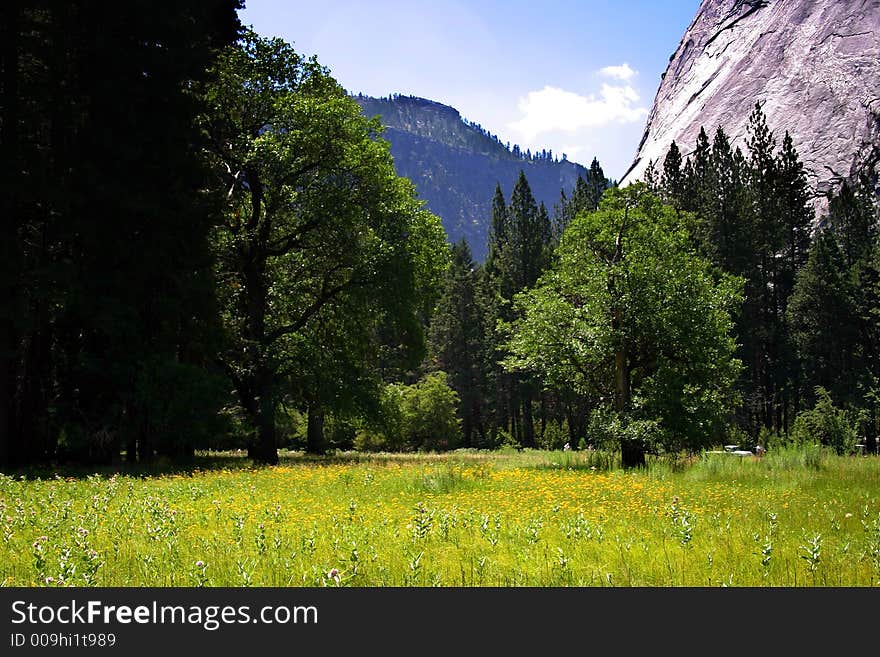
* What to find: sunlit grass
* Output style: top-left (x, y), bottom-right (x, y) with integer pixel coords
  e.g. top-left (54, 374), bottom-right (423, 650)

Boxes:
top-left (1, 447), bottom-right (879, 586)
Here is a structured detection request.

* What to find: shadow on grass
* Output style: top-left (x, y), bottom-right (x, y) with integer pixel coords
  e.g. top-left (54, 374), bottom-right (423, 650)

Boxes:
top-left (0, 448), bottom-right (505, 480)
top-left (0, 452), bottom-right (255, 481)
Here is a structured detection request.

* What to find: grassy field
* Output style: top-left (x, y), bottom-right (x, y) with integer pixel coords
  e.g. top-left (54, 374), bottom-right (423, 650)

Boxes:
top-left (1, 447), bottom-right (879, 587)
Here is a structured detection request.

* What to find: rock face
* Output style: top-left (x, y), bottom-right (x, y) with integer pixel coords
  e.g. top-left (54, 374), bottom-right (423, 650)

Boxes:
top-left (621, 0), bottom-right (880, 201)
top-left (355, 95), bottom-right (588, 261)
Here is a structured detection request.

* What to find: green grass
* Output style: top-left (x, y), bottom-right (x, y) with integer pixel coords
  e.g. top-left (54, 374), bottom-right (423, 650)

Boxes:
top-left (1, 447), bottom-right (879, 586)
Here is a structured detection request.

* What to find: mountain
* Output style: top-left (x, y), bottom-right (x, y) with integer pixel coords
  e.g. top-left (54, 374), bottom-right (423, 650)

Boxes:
top-left (621, 0), bottom-right (880, 203)
top-left (355, 95), bottom-right (589, 261)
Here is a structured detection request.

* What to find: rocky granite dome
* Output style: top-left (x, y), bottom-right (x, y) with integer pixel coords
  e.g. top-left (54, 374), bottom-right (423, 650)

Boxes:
top-left (621, 0), bottom-right (880, 202)
top-left (355, 95), bottom-right (588, 261)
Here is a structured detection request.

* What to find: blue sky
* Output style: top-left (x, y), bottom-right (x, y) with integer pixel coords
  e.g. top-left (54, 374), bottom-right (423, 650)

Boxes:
top-left (239, 0), bottom-right (701, 179)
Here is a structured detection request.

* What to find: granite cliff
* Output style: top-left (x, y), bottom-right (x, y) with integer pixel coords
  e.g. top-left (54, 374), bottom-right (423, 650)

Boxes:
top-left (621, 0), bottom-right (880, 202)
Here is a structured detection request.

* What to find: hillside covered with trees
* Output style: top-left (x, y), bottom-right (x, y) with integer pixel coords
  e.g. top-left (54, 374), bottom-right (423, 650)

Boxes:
top-left (354, 94), bottom-right (603, 261)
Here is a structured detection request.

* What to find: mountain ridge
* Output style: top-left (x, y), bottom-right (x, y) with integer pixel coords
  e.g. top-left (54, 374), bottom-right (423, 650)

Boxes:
top-left (354, 94), bottom-right (590, 260)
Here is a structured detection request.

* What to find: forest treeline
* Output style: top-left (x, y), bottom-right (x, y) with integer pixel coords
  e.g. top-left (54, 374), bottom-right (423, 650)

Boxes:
top-left (425, 106), bottom-right (879, 466)
top-left (1, 4), bottom-right (448, 466)
top-left (2, 4), bottom-right (877, 469)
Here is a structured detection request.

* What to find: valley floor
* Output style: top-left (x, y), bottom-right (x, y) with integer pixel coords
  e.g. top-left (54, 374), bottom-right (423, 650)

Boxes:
top-left (2, 448), bottom-right (879, 586)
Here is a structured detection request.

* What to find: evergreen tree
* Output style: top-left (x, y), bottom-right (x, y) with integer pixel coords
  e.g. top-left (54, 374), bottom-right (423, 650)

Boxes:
top-left (829, 178), bottom-right (878, 269)
top-left (429, 241), bottom-right (487, 447)
top-left (551, 159), bottom-right (608, 252)
top-left (508, 170), bottom-right (548, 291)
top-left (642, 159), bottom-right (660, 194)
top-left (585, 157), bottom-right (608, 211)
top-left (855, 240), bottom-right (880, 452)
top-left (553, 188), bottom-right (570, 241)
top-left (683, 127), bottom-right (712, 215)
top-left (485, 183), bottom-right (508, 278)
top-left (787, 229), bottom-right (859, 407)
top-left (744, 102), bottom-right (788, 431)
top-left (0, 1), bottom-right (242, 466)
top-left (702, 128), bottom-right (753, 275)
top-left (774, 131), bottom-right (814, 423)
top-left (661, 141), bottom-right (685, 207)
top-left (481, 170), bottom-right (556, 447)
top-left (776, 131), bottom-right (813, 293)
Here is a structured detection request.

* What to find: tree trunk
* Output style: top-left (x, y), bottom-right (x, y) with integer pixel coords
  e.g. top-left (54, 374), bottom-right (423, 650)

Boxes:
top-left (621, 439), bottom-right (646, 468)
top-left (539, 391), bottom-right (546, 444)
top-left (462, 412), bottom-right (472, 449)
top-left (306, 404), bottom-right (325, 455)
top-left (126, 428), bottom-right (138, 464)
top-left (137, 430), bottom-right (153, 464)
top-left (615, 345), bottom-right (644, 468)
top-left (253, 375), bottom-right (278, 464)
top-left (19, 313), bottom-right (52, 463)
top-left (565, 401), bottom-right (578, 446)
top-left (521, 385), bottom-right (535, 448)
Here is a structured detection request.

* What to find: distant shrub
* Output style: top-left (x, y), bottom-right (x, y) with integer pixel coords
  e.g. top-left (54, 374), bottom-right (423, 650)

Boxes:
top-left (354, 372), bottom-right (461, 452)
top-left (401, 371), bottom-right (461, 451)
top-left (791, 388), bottom-right (858, 455)
top-left (538, 420), bottom-right (569, 450)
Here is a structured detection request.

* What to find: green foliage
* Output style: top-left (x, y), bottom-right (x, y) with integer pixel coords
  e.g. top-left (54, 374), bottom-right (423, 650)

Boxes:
top-left (401, 372), bottom-right (462, 451)
top-left (587, 411), bottom-right (666, 456)
top-left (1, 2), bottom-right (242, 465)
top-left (355, 372), bottom-right (461, 452)
top-left (132, 358), bottom-right (231, 457)
top-left (202, 30), bottom-right (448, 462)
top-left (428, 241), bottom-right (488, 447)
top-left (504, 185), bottom-right (743, 458)
top-left (787, 229), bottom-right (860, 405)
top-left (537, 421), bottom-right (570, 451)
top-left (660, 140), bottom-right (685, 206)
top-left (791, 388), bottom-right (858, 455)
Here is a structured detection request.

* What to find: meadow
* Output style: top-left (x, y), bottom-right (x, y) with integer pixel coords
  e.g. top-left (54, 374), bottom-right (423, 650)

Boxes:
top-left (1, 448), bottom-right (879, 587)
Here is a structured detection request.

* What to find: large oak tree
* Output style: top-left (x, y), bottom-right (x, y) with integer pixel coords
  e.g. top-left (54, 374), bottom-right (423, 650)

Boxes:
top-left (504, 185), bottom-right (743, 466)
top-left (202, 32), bottom-right (447, 464)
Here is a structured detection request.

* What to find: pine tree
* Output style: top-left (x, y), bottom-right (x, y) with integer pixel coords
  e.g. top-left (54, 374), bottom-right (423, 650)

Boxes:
top-left (776, 131), bottom-right (813, 294)
top-left (684, 127), bottom-right (712, 215)
top-left (586, 157), bottom-right (608, 211)
top-left (508, 170), bottom-right (546, 291)
top-left (642, 159), bottom-right (660, 193)
top-left (485, 183), bottom-right (508, 278)
top-left (704, 129), bottom-right (754, 274)
top-left (787, 229), bottom-right (859, 406)
top-left (745, 102), bottom-right (788, 431)
top-left (829, 178), bottom-right (878, 269)
top-left (429, 241), bottom-right (487, 447)
top-left (482, 170), bottom-right (556, 447)
top-left (661, 141), bottom-right (685, 207)
top-left (854, 238), bottom-right (880, 452)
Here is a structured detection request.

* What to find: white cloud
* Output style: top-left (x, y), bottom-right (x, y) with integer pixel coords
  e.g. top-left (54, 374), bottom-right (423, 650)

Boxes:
top-left (561, 144), bottom-right (584, 159)
top-left (508, 83), bottom-right (648, 142)
top-left (599, 62), bottom-right (636, 81)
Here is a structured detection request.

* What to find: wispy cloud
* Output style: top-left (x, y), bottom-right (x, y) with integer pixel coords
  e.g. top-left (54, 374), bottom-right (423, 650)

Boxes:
top-left (599, 62), bottom-right (636, 81)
